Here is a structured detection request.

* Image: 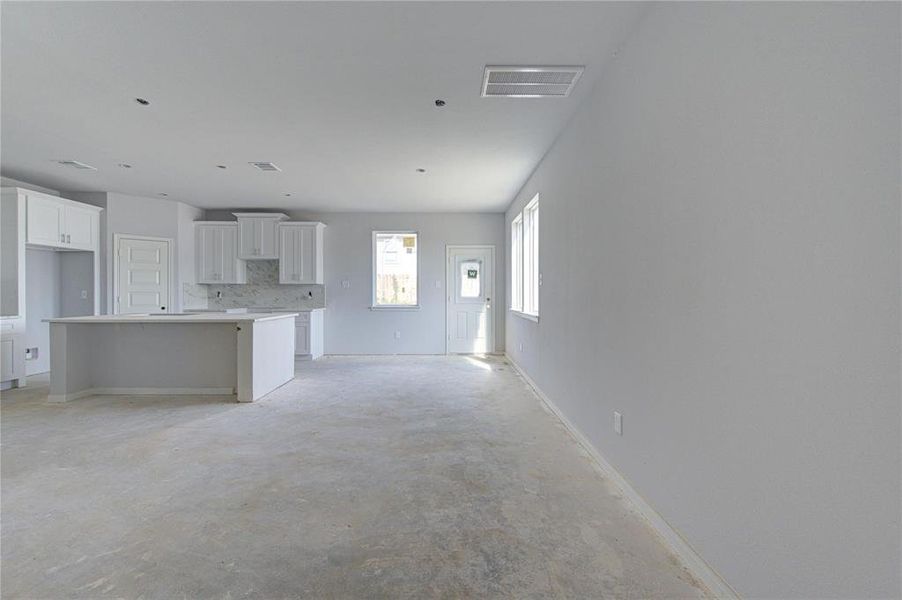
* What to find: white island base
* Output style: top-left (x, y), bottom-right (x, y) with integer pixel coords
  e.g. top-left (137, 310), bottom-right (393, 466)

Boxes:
top-left (47, 313), bottom-right (297, 403)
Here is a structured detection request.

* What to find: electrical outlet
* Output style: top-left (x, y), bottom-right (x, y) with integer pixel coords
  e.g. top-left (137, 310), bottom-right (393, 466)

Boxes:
top-left (341, 280), bottom-right (350, 289)
top-left (80, 290), bottom-right (88, 299)
top-left (614, 411), bottom-right (623, 435)
top-left (25, 347), bottom-right (38, 360)
top-left (434, 280), bottom-right (441, 289)
top-left (394, 331), bottom-right (401, 339)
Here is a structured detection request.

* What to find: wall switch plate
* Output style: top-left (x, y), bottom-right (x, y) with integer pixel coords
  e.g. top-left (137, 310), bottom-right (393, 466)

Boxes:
top-left (518, 342), bottom-right (523, 351)
top-left (25, 347), bottom-right (38, 360)
top-left (341, 280), bottom-right (350, 288)
top-left (394, 331), bottom-right (401, 339)
top-left (435, 280), bottom-right (441, 288)
top-left (614, 411), bottom-right (623, 435)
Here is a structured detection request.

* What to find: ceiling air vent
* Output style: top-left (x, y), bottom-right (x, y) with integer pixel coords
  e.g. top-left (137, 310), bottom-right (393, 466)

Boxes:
top-left (481, 66), bottom-right (584, 98)
top-left (57, 160), bottom-right (97, 170)
top-left (249, 162), bottom-right (281, 172)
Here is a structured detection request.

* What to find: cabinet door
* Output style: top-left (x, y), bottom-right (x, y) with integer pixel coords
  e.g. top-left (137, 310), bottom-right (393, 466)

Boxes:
top-left (220, 226), bottom-right (238, 282)
top-left (26, 195), bottom-right (65, 247)
top-left (278, 226), bottom-right (298, 283)
top-left (0, 337), bottom-right (14, 380)
top-left (295, 323), bottom-right (310, 355)
top-left (64, 205), bottom-right (95, 250)
top-left (238, 219), bottom-right (257, 258)
top-left (296, 225), bottom-right (317, 283)
top-left (196, 226), bottom-right (220, 283)
top-left (258, 219), bottom-right (279, 258)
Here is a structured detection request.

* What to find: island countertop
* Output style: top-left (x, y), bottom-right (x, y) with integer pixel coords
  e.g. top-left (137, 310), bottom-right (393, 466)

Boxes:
top-left (45, 312), bottom-right (298, 324)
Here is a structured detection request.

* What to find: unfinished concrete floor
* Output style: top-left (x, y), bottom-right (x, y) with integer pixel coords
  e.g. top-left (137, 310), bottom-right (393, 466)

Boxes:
top-left (1, 356), bottom-right (707, 599)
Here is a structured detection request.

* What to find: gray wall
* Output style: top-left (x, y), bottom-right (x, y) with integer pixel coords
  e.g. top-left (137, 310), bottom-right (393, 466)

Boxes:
top-left (504, 3), bottom-right (900, 598)
top-left (206, 211), bottom-right (505, 355)
top-left (24, 248), bottom-right (60, 374)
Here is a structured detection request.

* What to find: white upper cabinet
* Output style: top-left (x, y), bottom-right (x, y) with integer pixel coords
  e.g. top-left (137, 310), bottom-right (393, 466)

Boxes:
top-left (195, 223), bottom-right (246, 284)
top-left (279, 222), bottom-right (325, 284)
top-left (234, 213), bottom-right (287, 259)
top-left (64, 205), bottom-right (96, 250)
top-left (26, 194), bottom-right (64, 247)
top-left (25, 191), bottom-right (100, 251)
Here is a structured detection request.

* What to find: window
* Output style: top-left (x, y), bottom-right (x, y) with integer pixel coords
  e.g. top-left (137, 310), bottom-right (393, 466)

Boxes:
top-left (511, 215), bottom-right (522, 311)
top-left (510, 194), bottom-right (539, 318)
top-left (373, 232), bottom-right (418, 307)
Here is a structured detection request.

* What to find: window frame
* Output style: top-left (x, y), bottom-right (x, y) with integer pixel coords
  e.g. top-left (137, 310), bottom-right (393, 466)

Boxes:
top-left (510, 194), bottom-right (539, 321)
top-left (371, 230), bottom-right (420, 310)
top-left (510, 214), bottom-right (523, 312)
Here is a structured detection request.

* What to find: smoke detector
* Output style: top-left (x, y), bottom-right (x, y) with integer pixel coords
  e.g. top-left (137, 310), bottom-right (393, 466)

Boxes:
top-left (249, 162), bottom-right (281, 172)
top-left (481, 66), bottom-right (584, 98)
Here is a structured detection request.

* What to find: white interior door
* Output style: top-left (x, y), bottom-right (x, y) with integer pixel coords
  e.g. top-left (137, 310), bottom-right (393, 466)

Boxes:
top-left (116, 236), bottom-right (170, 314)
top-left (447, 246), bottom-right (494, 354)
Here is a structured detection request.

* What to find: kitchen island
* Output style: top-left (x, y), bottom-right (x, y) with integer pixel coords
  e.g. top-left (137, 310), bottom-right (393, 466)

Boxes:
top-left (46, 312), bottom-right (297, 403)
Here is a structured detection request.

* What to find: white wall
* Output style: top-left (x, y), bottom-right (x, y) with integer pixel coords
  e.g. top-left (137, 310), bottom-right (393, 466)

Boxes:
top-left (504, 3), bottom-right (900, 598)
top-left (24, 248), bottom-right (60, 374)
top-left (205, 210), bottom-right (505, 354)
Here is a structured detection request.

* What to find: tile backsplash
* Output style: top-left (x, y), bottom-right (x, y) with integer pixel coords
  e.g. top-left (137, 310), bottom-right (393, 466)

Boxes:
top-left (182, 261), bottom-right (325, 310)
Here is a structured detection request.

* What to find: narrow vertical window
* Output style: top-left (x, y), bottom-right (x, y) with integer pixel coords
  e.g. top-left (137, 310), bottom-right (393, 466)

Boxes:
top-left (511, 215), bottom-right (523, 311)
top-left (373, 232), bottom-right (418, 307)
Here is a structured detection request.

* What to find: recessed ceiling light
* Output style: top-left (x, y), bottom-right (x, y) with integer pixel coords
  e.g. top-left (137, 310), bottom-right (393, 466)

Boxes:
top-left (434, 99), bottom-right (446, 107)
top-left (217, 165), bottom-right (227, 169)
top-left (416, 168), bottom-right (426, 173)
top-left (118, 163), bottom-right (132, 169)
top-left (135, 97), bottom-right (150, 106)
top-left (284, 193), bottom-right (292, 197)
top-left (158, 193), bottom-right (168, 197)
top-left (57, 160), bottom-right (97, 170)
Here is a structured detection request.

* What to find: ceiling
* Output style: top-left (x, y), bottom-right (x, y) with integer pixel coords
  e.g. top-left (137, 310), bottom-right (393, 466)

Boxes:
top-left (1, 2), bottom-right (644, 212)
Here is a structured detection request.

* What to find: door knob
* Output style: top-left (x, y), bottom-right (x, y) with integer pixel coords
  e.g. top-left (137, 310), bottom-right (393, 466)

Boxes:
top-left (486, 297), bottom-right (491, 302)
top-left (161, 306), bottom-right (166, 310)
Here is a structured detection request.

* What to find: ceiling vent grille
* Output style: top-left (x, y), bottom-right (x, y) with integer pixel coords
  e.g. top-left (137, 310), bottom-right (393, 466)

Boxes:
top-left (57, 160), bottom-right (97, 170)
top-left (249, 162), bottom-right (281, 172)
top-left (482, 66), bottom-right (584, 98)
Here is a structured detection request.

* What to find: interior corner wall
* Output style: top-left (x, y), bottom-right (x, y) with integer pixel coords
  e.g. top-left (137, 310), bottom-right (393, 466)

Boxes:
top-left (24, 248), bottom-right (60, 375)
top-left (504, 3), bottom-right (900, 598)
top-left (66, 192), bottom-right (202, 314)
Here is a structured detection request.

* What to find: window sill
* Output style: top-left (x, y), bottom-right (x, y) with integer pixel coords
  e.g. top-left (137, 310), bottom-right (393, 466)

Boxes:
top-left (510, 309), bottom-right (539, 323)
top-left (370, 305), bottom-right (420, 311)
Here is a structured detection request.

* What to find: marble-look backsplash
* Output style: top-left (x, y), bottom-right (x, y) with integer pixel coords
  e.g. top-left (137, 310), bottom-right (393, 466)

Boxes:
top-left (182, 261), bottom-right (325, 310)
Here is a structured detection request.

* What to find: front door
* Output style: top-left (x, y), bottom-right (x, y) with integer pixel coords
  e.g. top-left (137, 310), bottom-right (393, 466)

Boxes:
top-left (116, 236), bottom-right (170, 314)
top-left (446, 245), bottom-right (494, 354)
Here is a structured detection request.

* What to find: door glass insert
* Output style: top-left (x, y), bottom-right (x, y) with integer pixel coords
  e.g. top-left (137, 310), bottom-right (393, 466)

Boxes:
top-left (460, 260), bottom-right (481, 298)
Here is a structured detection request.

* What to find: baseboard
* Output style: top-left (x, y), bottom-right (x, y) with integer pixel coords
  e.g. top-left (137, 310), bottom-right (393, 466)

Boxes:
top-left (504, 354), bottom-right (739, 600)
top-left (48, 387), bottom-right (236, 402)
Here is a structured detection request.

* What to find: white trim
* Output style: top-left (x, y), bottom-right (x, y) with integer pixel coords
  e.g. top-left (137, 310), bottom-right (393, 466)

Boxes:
top-left (47, 387), bottom-right (236, 403)
top-left (445, 244), bottom-right (496, 355)
top-left (113, 233), bottom-right (174, 315)
top-left (372, 230), bottom-right (419, 308)
top-left (505, 354), bottom-right (740, 600)
top-left (510, 309), bottom-right (539, 323)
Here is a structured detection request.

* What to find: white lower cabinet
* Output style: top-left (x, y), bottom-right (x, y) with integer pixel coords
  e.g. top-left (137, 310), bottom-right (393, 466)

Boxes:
top-left (294, 309), bottom-right (323, 360)
top-left (195, 223), bottom-right (246, 284)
